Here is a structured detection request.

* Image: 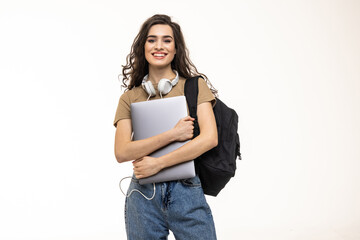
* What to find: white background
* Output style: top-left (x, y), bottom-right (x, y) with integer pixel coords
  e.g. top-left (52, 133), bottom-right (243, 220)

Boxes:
top-left (0, 0), bottom-right (359, 239)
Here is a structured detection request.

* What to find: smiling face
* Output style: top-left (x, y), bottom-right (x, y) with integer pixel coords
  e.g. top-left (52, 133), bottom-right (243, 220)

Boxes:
top-left (144, 24), bottom-right (176, 69)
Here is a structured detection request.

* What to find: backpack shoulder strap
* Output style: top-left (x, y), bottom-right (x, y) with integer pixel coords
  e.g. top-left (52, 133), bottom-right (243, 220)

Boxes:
top-left (184, 76), bottom-right (201, 137)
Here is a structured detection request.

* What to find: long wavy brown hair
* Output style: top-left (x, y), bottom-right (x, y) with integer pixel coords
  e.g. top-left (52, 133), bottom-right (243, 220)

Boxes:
top-left (120, 14), bottom-right (218, 96)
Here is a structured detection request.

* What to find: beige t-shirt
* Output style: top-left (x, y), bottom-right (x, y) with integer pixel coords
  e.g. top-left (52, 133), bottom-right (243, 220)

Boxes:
top-left (113, 76), bottom-right (215, 127)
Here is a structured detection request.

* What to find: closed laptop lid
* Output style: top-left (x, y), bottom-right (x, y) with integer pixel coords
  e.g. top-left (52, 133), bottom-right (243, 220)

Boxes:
top-left (130, 96), bottom-right (195, 184)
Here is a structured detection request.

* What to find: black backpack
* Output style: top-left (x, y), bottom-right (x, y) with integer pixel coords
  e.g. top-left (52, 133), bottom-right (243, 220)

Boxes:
top-left (185, 76), bottom-right (241, 196)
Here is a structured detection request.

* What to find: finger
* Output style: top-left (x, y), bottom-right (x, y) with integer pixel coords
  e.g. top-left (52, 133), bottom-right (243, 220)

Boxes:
top-left (135, 157), bottom-right (144, 162)
top-left (183, 116), bottom-right (194, 121)
top-left (133, 162), bottom-right (142, 168)
top-left (186, 116), bottom-right (195, 121)
top-left (133, 168), bottom-right (142, 175)
top-left (133, 160), bottom-right (142, 167)
top-left (132, 158), bottom-right (143, 164)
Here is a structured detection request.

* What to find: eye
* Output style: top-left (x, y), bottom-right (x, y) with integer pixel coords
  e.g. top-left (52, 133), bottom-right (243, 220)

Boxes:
top-left (164, 39), bottom-right (172, 43)
top-left (147, 39), bottom-right (155, 43)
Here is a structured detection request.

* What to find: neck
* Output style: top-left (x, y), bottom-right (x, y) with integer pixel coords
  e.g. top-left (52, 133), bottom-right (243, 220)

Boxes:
top-left (148, 66), bottom-right (176, 84)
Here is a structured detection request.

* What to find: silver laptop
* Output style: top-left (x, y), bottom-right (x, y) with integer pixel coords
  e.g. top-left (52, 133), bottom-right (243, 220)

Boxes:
top-left (131, 96), bottom-right (195, 185)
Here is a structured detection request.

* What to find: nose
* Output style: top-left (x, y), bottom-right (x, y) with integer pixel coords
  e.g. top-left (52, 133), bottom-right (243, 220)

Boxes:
top-left (155, 40), bottom-right (163, 50)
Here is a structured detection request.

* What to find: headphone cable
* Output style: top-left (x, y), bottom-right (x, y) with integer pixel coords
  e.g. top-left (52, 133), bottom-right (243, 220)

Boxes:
top-left (119, 176), bottom-right (156, 201)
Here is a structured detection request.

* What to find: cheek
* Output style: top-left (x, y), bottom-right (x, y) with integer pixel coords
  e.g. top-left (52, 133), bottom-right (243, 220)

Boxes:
top-left (144, 43), bottom-right (150, 53)
top-left (144, 44), bottom-right (152, 60)
top-left (145, 41), bottom-right (150, 48)
top-left (168, 44), bottom-right (176, 55)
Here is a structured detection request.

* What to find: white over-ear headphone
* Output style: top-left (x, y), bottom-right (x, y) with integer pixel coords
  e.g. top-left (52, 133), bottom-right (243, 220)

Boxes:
top-left (142, 70), bottom-right (179, 98)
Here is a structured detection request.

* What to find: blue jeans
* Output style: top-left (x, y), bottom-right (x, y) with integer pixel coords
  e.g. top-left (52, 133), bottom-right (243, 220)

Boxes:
top-left (124, 175), bottom-right (217, 240)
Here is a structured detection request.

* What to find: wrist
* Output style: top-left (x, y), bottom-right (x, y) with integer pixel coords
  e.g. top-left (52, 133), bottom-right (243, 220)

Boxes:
top-left (168, 128), bottom-right (178, 142)
top-left (156, 156), bottom-right (168, 170)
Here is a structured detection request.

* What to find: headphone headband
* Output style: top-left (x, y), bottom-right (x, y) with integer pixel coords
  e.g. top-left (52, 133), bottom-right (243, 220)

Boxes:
top-left (142, 70), bottom-right (179, 85)
top-left (142, 70), bottom-right (179, 98)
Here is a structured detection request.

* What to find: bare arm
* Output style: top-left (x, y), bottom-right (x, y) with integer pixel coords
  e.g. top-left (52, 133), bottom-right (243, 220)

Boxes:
top-left (114, 116), bottom-right (194, 163)
top-left (133, 101), bottom-right (217, 179)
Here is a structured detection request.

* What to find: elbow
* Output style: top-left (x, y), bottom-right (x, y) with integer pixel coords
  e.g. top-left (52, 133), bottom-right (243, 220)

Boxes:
top-left (114, 148), bottom-right (128, 163)
top-left (210, 136), bottom-right (218, 149)
top-left (210, 129), bottom-right (218, 149)
top-left (200, 132), bottom-right (218, 151)
top-left (114, 140), bottom-right (134, 163)
top-left (204, 134), bottom-right (218, 151)
top-left (115, 154), bottom-right (125, 163)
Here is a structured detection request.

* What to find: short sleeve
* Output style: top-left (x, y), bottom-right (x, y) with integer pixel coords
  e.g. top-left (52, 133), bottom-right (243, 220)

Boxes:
top-left (197, 77), bottom-right (216, 107)
top-left (113, 91), bottom-right (131, 127)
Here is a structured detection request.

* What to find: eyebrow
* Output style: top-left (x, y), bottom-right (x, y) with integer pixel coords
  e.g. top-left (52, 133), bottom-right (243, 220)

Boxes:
top-left (146, 35), bottom-right (173, 39)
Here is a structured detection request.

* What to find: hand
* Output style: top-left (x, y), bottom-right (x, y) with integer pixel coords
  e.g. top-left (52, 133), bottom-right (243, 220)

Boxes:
top-left (133, 156), bottom-right (162, 179)
top-left (172, 116), bottom-right (195, 142)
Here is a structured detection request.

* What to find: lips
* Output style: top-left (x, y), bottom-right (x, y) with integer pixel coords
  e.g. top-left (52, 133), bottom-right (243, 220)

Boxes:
top-left (152, 52), bottom-right (167, 58)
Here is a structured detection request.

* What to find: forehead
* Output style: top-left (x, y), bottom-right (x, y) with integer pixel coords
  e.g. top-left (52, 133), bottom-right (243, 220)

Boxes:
top-left (147, 24), bottom-right (174, 37)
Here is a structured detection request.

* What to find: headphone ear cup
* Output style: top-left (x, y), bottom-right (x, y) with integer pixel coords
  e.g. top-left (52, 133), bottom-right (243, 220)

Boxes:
top-left (143, 81), bottom-right (156, 97)
top-left (158, 79), bottom-right (172, 95)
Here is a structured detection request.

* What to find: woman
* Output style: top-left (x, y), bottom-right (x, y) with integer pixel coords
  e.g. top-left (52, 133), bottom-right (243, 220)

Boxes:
top-left (114, 14), bottom-right (218, 240)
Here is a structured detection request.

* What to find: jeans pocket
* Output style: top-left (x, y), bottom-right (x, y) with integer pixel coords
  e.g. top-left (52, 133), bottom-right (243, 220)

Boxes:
top-left (180, 175), bottom-right (202, 188)
top-left (130, 175), bottom-right (140, 184)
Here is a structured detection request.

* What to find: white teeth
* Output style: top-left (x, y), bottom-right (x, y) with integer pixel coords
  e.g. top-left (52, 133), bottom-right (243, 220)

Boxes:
top-left (154, 53), bottom-right (165, 57)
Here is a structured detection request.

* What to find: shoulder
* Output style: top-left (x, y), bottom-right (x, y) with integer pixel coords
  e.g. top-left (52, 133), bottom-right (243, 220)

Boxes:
top-left (196, 76), bottom-right (216, 106)
top-left (197, 76), bottom-right (211, 90)
top-left (114, 86), bottom-right (146, 127)
top-left (120, 86), bottom-right (148, 104)
top-left (182, 75), bottom-right (211, 93)
top-left (185, 75), bottom-right (207, 85)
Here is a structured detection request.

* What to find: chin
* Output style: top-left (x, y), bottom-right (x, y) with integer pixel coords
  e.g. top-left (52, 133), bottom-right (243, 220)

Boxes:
top-left (146, 56), bottom-right (175, 69)
top-left (148, 62), bottom-right (172, 68)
